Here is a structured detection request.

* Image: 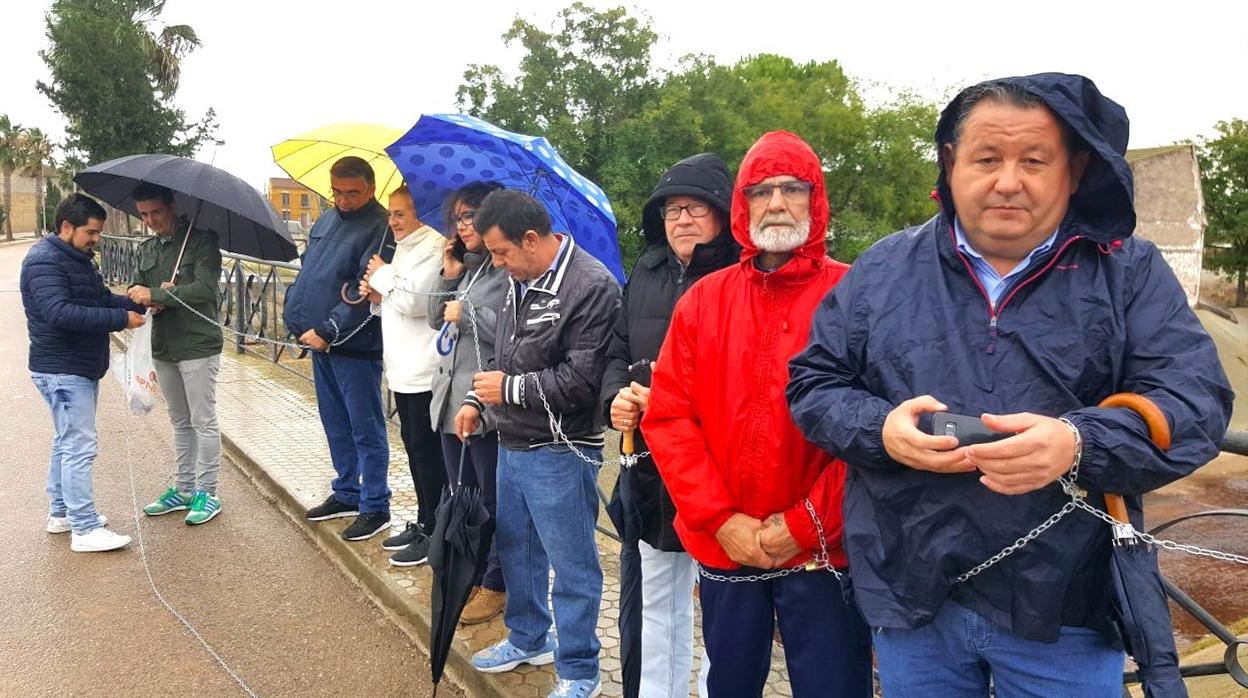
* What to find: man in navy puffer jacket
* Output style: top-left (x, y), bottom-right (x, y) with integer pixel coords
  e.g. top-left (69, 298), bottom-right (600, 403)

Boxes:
top-left (21, 194), bottom-right (146, 553)
top-left (283, 156), bottom-right (394, 542)
top-left (788, 74), bottom-right (1233, 696)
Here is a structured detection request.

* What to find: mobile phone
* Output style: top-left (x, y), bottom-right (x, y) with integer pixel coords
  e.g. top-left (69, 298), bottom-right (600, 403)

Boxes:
top-left (931, 412), bottom-right (1011, 447)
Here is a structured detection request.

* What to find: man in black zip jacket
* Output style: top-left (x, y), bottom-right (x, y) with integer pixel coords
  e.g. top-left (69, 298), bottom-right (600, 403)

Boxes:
top-left (601, 153), bottom-right (739, 698)
top-left (456, 190), bottom-right (620, 698)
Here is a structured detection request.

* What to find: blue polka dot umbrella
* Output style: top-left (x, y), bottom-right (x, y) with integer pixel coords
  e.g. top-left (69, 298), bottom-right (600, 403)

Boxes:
top-left (385, 113), bottom-right (624, 282)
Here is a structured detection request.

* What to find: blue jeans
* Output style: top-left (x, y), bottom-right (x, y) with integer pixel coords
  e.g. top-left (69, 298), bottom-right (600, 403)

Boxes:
top-left (496, 444), bottom-right (603, 681)
top-left (31, 373), bottom-right (103, 534)
top-left (874, 601), bottom-right (1125, 698)
top-left (700, 566), bottom-right (872, 698)
top-left (311, 353), bottom-right (390, 514)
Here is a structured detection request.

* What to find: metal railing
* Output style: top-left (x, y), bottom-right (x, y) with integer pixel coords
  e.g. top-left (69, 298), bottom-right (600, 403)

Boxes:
top-left (98, 234), bottom-right (310, 379)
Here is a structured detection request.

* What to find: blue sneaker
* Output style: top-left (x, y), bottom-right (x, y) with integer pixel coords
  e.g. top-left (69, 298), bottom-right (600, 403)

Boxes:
top-left (549, 676), bottom-right (601, 698)
top-left (471, 635), bottom-right (556, 673)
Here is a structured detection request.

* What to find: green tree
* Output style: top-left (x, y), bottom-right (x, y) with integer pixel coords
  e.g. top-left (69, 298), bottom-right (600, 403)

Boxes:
top-left (44, 179), bottom-right (64, 234)
top-left (459, 4), bottom-right (939, 272)
top-left (21, 128), bottom-right (56, 235)
top-left (37, 0), bottom-right (219, 168)
top-left (459, 2), bottom-right (658, 181)
top-left (0, 115), bottom-right (23, 241)
top-left (1198, 118), bottom-right (1248, 306)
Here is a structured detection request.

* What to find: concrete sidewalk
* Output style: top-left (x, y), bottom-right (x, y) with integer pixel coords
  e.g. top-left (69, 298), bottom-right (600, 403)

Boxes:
top-left (166, 339), bottom-right (794, 698)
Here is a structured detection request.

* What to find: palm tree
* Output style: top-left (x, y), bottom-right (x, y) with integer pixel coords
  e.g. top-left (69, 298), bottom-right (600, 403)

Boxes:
top-left (21, 128), bottom-right (55, 235)
top-left (134, 1), bottom-right (202, 96)
top-left (0, 115), bottom-right (24, 241)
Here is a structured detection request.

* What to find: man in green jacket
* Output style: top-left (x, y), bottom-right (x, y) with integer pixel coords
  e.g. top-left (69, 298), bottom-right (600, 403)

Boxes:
top-left (126, 182), bottom-right (225, 525)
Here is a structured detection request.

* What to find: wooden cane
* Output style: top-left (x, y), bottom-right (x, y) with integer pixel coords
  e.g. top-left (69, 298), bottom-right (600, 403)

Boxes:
top-left (1096, 393), bottom-right (1172, 527)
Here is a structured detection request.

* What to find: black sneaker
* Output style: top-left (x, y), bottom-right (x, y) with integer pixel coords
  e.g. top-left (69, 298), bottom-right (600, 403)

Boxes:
top-left (389, 534), bottom-right (431, 567)
top-left (342, 512), bottom-right (391, 541)
top-left (306, 494), bottom-right (358, 522)
top-left (382, 522), bottom-right (423, 551)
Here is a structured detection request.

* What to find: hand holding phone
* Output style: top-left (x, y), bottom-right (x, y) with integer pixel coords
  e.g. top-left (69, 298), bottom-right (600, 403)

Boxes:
top-left (931, 412), bottom-right (1011, 448)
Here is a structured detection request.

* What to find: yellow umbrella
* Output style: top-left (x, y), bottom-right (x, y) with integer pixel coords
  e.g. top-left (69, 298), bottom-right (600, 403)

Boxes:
top-left (271, 122), bottom-right (407, 203)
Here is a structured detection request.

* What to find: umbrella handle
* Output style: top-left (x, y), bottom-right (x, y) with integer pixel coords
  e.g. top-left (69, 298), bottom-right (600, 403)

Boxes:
top-left (436, 322), bottom-right (455, 356)
top-left (622, 430), bottom-right (634, 456)
top-left (169, 199), bottom-right (204, 285)
top-left (1096, 393), bottom-right (1173, 524)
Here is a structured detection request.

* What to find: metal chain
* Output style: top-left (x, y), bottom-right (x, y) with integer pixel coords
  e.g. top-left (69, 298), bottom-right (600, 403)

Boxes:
top-left (163, 274), bottom-right (1248, 573)
top-left (160, 285), bottom-right (458, 352)
top-left (700, 499), bottom-right (843, 584)
top-left (955, 475), bottom-right (1248, 583)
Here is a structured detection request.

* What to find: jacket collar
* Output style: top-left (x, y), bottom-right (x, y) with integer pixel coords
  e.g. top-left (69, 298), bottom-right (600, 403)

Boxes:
top-left (47, 234), bottom-right (93, 264)
top-left (524, 234), bottom-right (575, 295)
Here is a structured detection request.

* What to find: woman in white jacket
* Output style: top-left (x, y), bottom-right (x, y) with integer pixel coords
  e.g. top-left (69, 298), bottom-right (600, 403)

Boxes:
top-left (360, 184), bottom-right (447, 567)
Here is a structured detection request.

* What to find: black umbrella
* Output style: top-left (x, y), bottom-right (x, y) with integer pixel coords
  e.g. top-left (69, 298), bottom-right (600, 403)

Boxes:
top-left (1097, 393), bottom-right (1186, 698)
top-left (606, 452), bottom-right (643, 698)
top-left (429, 440), bottom-right (495, 696)
top-left (604, 360), bottom-right (654, 698)
top-left (75, 154), bottom-right (297, 262)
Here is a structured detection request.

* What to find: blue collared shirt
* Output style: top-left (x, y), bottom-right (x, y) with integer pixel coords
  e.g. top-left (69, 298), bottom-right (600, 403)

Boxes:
top-left (953, 220), bottom-right (1058, 308)
top-left (518, 233), bottom-right (569, 297)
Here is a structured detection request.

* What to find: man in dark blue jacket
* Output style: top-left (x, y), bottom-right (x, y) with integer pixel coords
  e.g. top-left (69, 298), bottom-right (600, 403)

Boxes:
top-left (283, 156), bottom-right (393, 542)
top-left (788, 74), bottom-right (1233, 696)
top-left (21, 194), bottom-right (146, 553)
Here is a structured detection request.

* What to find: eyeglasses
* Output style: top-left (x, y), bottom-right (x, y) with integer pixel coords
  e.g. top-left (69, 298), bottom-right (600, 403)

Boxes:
top-left (660, 202), bottom-right (711, 221)
top-left (742, 180), bottom-right (813, 205)
top-left (455, 210), bottom-right (477, 227)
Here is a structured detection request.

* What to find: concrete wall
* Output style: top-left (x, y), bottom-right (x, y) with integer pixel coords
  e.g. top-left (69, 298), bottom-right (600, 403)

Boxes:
top-left (1129, 145), bottom-right (1206, 307)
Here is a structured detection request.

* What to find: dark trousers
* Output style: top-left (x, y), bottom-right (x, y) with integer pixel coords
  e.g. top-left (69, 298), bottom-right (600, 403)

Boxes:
top-left (394, 391), bottom-right (445, 535)
top-left (440, 432), bottom-right (504, 591)
top-left (700, 567), bottom-right (873, 698)
top-left (312, 353), bottom-right (390, 514)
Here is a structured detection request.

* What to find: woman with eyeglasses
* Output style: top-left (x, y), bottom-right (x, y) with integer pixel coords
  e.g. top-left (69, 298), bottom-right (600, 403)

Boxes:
top-left (425, 180), bottom-right (511, 625)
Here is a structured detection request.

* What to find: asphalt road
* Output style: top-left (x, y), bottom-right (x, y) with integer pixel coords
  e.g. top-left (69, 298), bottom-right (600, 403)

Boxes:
top-left (0, 238), bottom-right (455, 697)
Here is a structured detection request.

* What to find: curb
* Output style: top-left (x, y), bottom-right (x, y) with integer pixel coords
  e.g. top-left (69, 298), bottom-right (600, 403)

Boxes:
top-left (218, 434), bottom-right (504, 698)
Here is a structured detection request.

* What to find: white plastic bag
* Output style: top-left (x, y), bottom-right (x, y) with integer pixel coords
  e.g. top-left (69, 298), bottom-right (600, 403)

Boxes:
top-left (111, 319), bottom-right (158, 414)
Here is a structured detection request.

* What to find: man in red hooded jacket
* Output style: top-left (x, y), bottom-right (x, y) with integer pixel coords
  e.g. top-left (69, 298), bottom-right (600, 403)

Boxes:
top-left (642, 131), bottom-right (872, 697)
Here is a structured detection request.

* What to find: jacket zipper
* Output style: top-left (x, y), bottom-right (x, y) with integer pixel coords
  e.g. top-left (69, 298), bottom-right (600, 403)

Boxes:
top-left (949, 225), bottom-right (1084, 353)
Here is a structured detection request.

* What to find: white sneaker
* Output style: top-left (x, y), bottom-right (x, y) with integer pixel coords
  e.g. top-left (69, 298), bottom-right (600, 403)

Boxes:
top-left (47, 514), bottom-right (108, 534)
top-left (70, 527), bottom-right (131, 552)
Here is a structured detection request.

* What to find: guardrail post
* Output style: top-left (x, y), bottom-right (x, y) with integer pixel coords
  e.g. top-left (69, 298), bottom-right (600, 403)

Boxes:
top-left (234, 261), bottom-right (246, 355)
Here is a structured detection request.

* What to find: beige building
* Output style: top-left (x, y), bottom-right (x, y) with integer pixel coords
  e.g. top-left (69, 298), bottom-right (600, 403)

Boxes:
top-left (1126, 144), bottom-right (1206, 307)
top-left (2, 169), bottom-right (59, 235)
top-left (268, 177), bottom-right (327, 231)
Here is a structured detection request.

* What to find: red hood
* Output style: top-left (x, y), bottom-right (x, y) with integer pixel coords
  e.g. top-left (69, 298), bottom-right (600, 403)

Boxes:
top-left (731, 130), bottom-right (830, 265)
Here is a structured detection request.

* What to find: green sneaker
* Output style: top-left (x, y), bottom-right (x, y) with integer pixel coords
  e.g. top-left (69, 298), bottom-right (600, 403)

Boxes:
top-left (185, 491), bottom-right (221, 526)
top-left (143, 487), bottom-right (193, 516)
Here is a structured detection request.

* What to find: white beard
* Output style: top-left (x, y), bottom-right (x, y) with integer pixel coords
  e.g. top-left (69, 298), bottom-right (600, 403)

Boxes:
top-left (749, 217), bottom-right (810, 252)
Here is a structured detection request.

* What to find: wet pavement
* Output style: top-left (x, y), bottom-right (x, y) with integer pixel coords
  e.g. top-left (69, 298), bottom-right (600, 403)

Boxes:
top-left (0, 240), bottom-right (453, 698)
top-left (6, 233), bottom-right (1245, 697)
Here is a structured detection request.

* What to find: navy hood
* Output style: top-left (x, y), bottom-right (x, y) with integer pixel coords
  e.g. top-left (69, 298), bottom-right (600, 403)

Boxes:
top-left (641, 153), bottom-right (733, 246)
top-left (935, 73), bottom-right (1136, 244)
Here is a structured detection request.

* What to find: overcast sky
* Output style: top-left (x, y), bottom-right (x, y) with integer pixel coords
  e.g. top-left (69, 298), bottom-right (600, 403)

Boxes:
top-left (3, 0), bottom-right (1246, 192)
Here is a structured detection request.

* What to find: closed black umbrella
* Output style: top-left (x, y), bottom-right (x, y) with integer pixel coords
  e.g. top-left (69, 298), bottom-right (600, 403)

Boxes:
top-left (605, 446), bottom-right (643, 698)
top-left (1098, 393), bottom-right (1186, 698)
top-left (429, 441), bottom-right (495, 696)
top-left (75, 154), bottom-right (297, 262)
top-left (604, 360), bottom-right (654, 698)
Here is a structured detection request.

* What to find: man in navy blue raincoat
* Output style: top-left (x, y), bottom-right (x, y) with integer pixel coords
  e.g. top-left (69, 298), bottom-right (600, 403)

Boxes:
top-left (787, 74), bottom-right (1233, 696)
